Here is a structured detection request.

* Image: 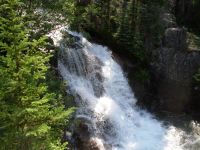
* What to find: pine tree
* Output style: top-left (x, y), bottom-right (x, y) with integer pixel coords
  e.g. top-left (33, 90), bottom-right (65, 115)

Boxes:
top-left (0, 0), bottom-right (74, 149)
top-left (115, 0), bottom-right (133, 51)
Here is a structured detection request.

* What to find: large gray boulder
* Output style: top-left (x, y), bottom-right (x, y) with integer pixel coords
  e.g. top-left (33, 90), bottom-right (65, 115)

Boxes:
top-left (163, 27), bottom-right (187, 51)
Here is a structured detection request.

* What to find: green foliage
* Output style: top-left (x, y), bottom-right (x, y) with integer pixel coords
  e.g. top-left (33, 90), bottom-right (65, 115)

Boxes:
top-left (142, 0), bottom-right (164, 41)
top-left (187, 32), bottom-right (200, 51)
top-left (21, 0), bottom-right (67, 12)
top-left (46, 68), bottom-right (76, 108)
top-left (0, 0), bottom-right (74, 149)
top-left (63, 0), bottom-right (99, 31)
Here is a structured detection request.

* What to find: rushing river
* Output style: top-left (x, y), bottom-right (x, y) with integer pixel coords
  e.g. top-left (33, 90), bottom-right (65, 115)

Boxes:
top-left (49, 27), bottom-right (200, 150)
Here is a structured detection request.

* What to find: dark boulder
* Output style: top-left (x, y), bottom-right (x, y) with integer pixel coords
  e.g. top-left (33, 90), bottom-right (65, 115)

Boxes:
top-left (73, 116), bottom-right (104, 150)
top-left (163, 27), bottom-right (187, 51)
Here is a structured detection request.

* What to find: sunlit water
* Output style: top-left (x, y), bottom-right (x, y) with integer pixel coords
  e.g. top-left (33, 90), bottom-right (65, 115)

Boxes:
top-left (49, 27), bottom-right (200, 150)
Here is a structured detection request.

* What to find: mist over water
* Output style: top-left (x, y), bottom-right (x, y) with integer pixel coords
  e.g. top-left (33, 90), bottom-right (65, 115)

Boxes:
top-left (49, 28), bottom-right (200, 150)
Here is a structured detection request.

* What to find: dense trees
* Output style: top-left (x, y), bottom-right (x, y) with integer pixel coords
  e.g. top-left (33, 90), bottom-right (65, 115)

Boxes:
top-left (64, 0), bottom-right (164, 82)
top-left (66, 0), bottom-right (163, 51)
top-left (176, 0), bottom-right (200, 34)
top-left (0, 0), bottom-right (73, 149)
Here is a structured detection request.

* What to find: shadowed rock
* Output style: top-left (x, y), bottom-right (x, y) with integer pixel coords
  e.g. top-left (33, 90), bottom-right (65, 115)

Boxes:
top-left (163, 27), bottom-right (187, 51)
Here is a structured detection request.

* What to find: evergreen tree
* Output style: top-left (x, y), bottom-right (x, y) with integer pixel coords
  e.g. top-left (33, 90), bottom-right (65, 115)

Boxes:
top-left (0, 0), bottom-right (74, 149)
top-left (115, 0), bottom-right (134, 51)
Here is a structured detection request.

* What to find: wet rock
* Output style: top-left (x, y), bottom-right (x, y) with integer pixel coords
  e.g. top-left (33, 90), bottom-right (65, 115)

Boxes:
top-left (73, 116), bottom-right (93, 140)
top-left (59, 32), bottom-right (105, 98)
top-left (73, 116), bottom-right (103, 150)
top-left (62, 32), bottom-right (82, 49)
top-left (77, 138), bottom-right (102, 150)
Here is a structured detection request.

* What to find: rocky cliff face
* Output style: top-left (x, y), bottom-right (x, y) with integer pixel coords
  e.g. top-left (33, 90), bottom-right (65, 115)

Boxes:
top-left (152, 28), bottom-right (200, 113)
top-left (149, 0), bottom-right (200, 113)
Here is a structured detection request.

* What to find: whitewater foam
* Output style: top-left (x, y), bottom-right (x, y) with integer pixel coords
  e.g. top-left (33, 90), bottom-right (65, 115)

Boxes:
top-left (49, 27), bottom-right (199, 150)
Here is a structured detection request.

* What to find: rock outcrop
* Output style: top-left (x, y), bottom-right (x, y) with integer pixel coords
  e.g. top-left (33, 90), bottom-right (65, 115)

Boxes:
top-left (163, 27), bottom-right (187, 50)
top-left (150, 0), bottom-right (200, 113)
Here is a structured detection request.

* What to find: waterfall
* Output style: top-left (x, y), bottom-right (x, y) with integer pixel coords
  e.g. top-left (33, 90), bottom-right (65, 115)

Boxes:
top-left (48, 28), bottom-right (199, 150)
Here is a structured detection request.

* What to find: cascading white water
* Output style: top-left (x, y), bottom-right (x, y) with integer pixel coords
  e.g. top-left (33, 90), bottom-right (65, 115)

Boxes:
top-left (49, 28), bottom-right (200, 150)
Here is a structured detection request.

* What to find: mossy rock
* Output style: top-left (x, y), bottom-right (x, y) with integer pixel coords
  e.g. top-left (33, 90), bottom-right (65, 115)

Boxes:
top-left (187, 32), bottom-right (200, 51)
